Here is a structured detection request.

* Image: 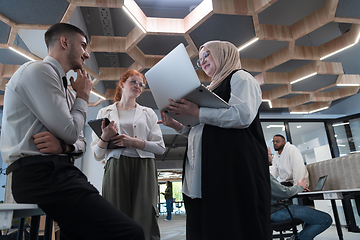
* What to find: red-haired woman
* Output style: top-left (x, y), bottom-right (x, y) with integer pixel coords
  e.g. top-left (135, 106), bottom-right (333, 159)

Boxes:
top-left (91, 70), bottom-right (165, 240)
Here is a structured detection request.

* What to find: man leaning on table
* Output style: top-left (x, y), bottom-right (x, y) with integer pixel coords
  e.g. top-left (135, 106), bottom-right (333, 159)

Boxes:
top-left (270, 134), bottom-right (309, 187)
top-left (0, 23), bottom-right (144, 240)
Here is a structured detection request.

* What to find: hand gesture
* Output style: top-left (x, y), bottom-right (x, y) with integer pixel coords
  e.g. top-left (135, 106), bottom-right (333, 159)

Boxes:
top-left (33, 131), bottom-right (63, 154)
top-left (111, 134), bottom-right (135, 148)
top-left (70, 69), bottom-right (92, 103)
top-left (297, 177), bottom-right (310, 192)
top-left (158, 111), bottom-right (183, 132)
top-left (100, 119), bottom-right (118, 141)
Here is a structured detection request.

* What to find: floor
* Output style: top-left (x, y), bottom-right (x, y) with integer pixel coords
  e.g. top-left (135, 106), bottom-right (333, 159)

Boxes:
top-left (158, 213), bottom-right (360, 240)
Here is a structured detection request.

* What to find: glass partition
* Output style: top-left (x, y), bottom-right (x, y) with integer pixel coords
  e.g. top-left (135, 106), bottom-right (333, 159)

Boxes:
top-left (261, 122), bottom-right (286, 155)
top-left (332, 117), bottom-right (360, 156)
top-left (288, 122), bottom-right (331, 164)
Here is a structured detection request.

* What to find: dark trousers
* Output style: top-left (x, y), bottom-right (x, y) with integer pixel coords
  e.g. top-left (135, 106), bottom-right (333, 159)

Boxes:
top-left (183, 194), bottom-right (202, 240)
top-left (11, 159), bottom-right (145, 240)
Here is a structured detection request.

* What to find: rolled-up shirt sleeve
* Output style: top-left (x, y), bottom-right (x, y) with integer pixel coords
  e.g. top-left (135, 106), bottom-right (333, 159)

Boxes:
top-left (199, 70), bottom-right (262, 129)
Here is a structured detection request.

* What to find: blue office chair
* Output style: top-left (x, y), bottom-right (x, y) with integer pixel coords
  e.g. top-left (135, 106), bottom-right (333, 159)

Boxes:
top-left (271, 203), bottom-right (303, 240)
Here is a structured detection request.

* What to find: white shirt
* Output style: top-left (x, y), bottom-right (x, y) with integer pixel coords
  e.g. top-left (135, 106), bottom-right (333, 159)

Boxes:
top-left (117, 109), bottom-right (139, 157)
top-left (0, 56), bottom-right (87, 164)
top-left (270, 142), bottom-right (309, 185)
top-left (181, 70), bottom-right (263, 198)
top-left (91, 102), bottom-right (165, 161)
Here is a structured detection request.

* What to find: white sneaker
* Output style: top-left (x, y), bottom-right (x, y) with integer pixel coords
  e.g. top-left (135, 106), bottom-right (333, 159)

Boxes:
top-left (164, 219), bottom-right (171, 221)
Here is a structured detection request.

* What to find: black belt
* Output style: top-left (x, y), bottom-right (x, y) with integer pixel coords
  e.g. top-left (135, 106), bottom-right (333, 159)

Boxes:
top-left (6, 155), bottom-right (74, 175)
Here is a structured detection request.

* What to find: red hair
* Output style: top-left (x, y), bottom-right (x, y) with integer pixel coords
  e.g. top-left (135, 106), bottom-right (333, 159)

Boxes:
top-left (114, 70), bottom-right (146, 102)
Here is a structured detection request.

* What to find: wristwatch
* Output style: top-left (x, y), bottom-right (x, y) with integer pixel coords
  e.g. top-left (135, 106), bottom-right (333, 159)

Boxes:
top-left (59, 138), bottom-right (67, 153)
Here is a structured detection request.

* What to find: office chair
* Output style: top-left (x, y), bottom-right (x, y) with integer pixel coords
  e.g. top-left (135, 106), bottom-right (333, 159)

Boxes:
top-left (271, 203), bottom-right (303, 240)
top-left (175, 201), bottom-right (184, 214)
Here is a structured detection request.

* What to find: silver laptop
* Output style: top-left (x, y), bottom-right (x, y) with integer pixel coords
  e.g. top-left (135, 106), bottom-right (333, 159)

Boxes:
top-left (145, 43), bottom-right (229, 127)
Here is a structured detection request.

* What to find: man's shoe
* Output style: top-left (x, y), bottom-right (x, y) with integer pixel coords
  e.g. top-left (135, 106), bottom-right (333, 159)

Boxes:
top-left (164, 219), bottom-right (171, 221)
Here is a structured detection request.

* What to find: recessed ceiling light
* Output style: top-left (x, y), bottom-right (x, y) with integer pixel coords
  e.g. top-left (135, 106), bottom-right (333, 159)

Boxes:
top-left (122, 6), bottom-right (146, 33)
top-left (290, 72), bottom-right (317, 84)
top-left (332, 122), bottom-right (349, 127)
top-left (90, 90), bottom-right (106, 100)
top-left (9, 46), bottom-right (35, 61)
top-left (238, 37), bottom-right (259, 51)
top-left (309, 106), bottom-right (329, 114)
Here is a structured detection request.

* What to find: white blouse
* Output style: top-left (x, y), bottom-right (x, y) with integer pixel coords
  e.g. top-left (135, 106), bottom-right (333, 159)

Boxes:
top-left (91, 102), bottom-right (165, 161)
top-left (181, 70), bottom-right (262, 198)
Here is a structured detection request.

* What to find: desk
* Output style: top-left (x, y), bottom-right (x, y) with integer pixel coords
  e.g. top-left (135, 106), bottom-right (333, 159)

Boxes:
top-left (0, 203), bottom-right (53, 240)
top-left (298, 188), bottom-right (360, 240)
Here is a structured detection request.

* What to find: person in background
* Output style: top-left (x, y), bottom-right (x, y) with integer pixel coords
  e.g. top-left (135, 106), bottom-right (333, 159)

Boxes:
top-left (91, 70), bottom-right (166, 240)
top-left (158, 40), bottom-right (271, 240)
top-left (271, 134), bottom-right (309, 186)
top-left (269, 148), bottom-right (332, 240)
top-left (161, 181), bottom-right (173, 221)
top-left (1, 23), bottom-right (144, 240)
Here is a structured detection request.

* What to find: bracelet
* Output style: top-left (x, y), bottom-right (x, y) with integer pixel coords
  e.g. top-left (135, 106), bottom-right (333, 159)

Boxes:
top-left (100, 137), bottom-right (109, 143)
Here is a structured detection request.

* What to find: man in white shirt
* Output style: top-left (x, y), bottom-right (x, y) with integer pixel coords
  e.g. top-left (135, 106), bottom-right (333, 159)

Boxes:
top-left (270, 134), bottom-right (309, 186)
top-left (1, 23), bottom-right (144, 240)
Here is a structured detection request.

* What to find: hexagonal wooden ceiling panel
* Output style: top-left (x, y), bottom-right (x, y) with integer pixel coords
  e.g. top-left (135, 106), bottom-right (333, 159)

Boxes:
top-left (1, 0), bottom-right (360, 114)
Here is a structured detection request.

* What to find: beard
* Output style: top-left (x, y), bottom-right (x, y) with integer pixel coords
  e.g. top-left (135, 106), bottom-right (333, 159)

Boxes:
top-left (274, 145), bottom-right (283, 152)
top-left (68, 46), bottom-right (83, 70)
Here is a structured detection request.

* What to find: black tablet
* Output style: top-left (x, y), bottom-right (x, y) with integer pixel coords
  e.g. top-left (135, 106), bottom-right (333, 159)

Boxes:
top-left (87, 118), bottom-right (124, 149)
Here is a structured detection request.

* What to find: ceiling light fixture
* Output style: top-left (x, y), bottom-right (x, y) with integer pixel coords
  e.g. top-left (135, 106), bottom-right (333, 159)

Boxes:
top-left (320, 44), bottom-right (355, 60)
top-left (262, 99), bottom-right (272, 108)
top-left (90, 90), bottom-right (106, 100)
top-left (122, 6), bottom-right (146, 33)
top-left (320, 33), bottom-right (360, 60)
top-left (296, 125), bottom-right (301, 128)
top-left (9, 46), bottom-right (35, 61)
top-left (308, 106), bottom-right (329, 114)
top-left (266, 125), bottom-right (284, 128)
top-left (336, 83), bottom-right (360, 86)
top-left (238, 37), bottom-right (259, 51)
top-left (332, 122), bottom-right (349, 127)
top-left (290, 111), bottom-right (309, 114)
top-left (290, 72), bottom-right (317, 84)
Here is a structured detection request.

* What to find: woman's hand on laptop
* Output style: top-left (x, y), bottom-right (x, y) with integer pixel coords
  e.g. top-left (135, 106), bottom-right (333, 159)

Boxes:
top-left (166, 98), bottom-right (199, 119)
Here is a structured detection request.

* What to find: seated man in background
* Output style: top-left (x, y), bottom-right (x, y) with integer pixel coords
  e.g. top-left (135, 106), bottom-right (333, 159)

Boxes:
top-left (269, 148), bottom-right (332, 240)
top-left (270, 134), bottom-right (309, 186)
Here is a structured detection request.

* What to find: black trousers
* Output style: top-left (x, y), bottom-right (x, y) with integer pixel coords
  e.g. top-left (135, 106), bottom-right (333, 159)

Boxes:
top-left (11, 159), bottom-right (145, 240)
top-left (183, 194), bottom-right (202, 240)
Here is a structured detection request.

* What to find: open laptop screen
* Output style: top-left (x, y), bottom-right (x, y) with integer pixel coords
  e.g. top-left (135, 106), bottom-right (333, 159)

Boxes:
top-left (314, 175), bottom-right (328, 191)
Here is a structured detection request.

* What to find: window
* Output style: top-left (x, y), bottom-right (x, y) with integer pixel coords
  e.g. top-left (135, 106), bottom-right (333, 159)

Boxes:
top-left (261, 122), bottom-right (286, 155)
top-left (288, 122), bottom-right (331, 164)
top-left (332, 117), bottom-right (360, 156)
